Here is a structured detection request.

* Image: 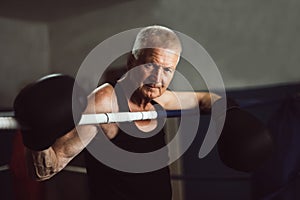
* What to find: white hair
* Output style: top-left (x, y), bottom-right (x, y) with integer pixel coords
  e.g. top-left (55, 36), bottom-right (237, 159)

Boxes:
top-left (132, 25), bottom-right (182, 59)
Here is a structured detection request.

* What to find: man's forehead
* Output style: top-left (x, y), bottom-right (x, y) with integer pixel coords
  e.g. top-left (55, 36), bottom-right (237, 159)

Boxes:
top-left (140, 48), bottom-right (180, 58)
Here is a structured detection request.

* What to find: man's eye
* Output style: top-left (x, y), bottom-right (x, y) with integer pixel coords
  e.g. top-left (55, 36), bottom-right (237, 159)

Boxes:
top-left (164, 68), bottom-right (173, 73)
top-left (144, 63), bottom-right (153, 68)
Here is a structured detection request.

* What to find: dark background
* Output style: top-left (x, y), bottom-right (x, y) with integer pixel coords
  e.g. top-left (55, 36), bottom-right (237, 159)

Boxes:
top-left (1, 0), bottom-right (300, 199)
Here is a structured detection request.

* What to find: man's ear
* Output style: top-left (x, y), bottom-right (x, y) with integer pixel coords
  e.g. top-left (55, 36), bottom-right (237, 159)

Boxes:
top-left (127, 54), bottom-right (136, 70)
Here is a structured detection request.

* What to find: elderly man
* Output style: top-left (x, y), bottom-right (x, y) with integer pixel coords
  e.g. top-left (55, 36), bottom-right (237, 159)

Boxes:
top-left (14, 25), bottom-right (273, 200)
top-left (23, 25), bottom-right (218, 200)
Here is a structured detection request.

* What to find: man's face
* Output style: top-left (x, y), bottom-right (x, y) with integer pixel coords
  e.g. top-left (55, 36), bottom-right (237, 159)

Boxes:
top-left (129, 48), bottom-right (179, 99)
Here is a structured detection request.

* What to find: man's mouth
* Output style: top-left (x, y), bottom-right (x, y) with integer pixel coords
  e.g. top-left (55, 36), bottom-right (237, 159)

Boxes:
top-left (145, 84), bottom-right (160, 89)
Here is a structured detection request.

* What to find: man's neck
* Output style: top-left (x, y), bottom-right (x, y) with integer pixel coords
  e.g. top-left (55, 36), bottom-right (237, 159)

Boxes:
top-left (129, 91), bottom-right (152, 111)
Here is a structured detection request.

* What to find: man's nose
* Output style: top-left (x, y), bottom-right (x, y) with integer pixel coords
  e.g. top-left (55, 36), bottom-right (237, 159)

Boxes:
top-left (152, 66), bottom-right (163, 83)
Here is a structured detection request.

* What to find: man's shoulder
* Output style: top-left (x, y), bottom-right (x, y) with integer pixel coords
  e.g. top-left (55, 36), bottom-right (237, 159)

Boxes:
top-left (92, 83), bottom-right (114, 97)
top-left (87, 83), bottom-right (117, 113)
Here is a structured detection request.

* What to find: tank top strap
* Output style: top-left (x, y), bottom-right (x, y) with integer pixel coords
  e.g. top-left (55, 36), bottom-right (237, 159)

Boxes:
top-left (114, 83), bottom-right (130, 112)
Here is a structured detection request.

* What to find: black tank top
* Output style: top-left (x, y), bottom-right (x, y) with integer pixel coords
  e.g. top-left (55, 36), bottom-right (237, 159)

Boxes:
top-left (84, 85), bottom-right (172, 200)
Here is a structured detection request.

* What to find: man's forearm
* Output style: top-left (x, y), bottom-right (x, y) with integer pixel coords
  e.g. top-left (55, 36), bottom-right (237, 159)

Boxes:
top-left (27, 125), bottom-right (98, 181)
top-left (27, 147), bottom-right (59, 181)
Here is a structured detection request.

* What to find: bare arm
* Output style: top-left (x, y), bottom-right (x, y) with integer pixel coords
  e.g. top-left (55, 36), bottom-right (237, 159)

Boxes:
top-left (155, 90), bottom-right (221, 111)
top-left (27, 125), bottom-right (98, 181)
top-left (27, 83), bottom-right (114, 181)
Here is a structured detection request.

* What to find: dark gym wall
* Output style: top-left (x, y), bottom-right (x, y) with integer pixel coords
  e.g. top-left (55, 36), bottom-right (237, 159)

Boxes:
top-left (0, 1), bottom-right (300, 200)
top-left (0, 17), bottom-right (50, 108)
top-left (0, 0), bottom-right (300, 108)
top-left (48, 0), bottom-right (300, 89)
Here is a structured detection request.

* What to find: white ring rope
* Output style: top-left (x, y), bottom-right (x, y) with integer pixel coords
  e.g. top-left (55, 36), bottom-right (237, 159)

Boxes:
top-left (0, 117), bottom-right (19, 130)
top-left (0, 164), bottom-right (9, 172)
top-left (0, 109), bottom-right (197, 130)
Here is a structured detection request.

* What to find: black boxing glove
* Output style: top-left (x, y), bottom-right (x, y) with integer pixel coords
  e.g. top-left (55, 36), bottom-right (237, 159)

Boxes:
top-left (14, 74), bottom-right (87, 151)
top-left (214, 98), bottom-right (274, 172)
